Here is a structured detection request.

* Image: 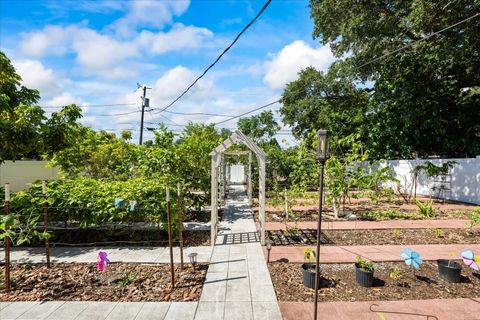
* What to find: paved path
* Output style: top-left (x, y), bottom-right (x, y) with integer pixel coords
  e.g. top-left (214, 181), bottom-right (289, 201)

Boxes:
top-left (194, 185), bottom-right (282, 319)
top-left (279, 298), bottom-right (480, 320)
top-left (263, 219), bottom-right (472, 231)
top-left (266, 244), bottom-right (480, 263)
top-left (0, 246), bottom-right (213, 264)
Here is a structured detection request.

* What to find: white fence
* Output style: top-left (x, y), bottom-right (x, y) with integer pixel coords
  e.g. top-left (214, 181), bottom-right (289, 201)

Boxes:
top-left (383, 156), bottom-right (480, 205)
top-left (228, 164), bottom-right (245, 184)
top-left (0, 161), bottom-right (59, 192)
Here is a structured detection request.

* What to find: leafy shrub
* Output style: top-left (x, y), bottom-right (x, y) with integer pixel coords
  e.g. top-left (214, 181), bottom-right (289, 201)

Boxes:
top-left (355, 256), bottom-right (374, 272)
top-left (415, 200), bottom-right (433, 218)
top-left (303, 248), bottom-right (316, 263)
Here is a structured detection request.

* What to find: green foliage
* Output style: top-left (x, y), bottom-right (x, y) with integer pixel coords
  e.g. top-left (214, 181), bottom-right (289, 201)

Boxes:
top-left (466, 210), bottom-right (480, 234)
top-left (303, 248), bottom-right (316, 263)
top-left (389, 267), bottom-right (402, 281)
top-left (237, 111), bottom-right (280, 143)
top-left (295, 1), bottom-right (480, 159)
top-left (358, 209), bottom-right (415, 221)
top-left (391, 229), bottom-right (401, 238)
top-left (415, 200), bottom-right (433, 218)
top-left (355, 256), bottom-right (374, 273)
top-left (433, 228), bottom-right (444, 238)
top-left (117, 271), bottom-right (137, 287)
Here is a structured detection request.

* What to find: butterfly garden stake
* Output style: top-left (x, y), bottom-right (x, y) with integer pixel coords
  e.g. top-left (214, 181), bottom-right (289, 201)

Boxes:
top-left (401, 248), bottom-right (423, 278)
top-left (461, 250), bottom-right (480, 272)
top-left (98, 251), bottom-right (111, 285)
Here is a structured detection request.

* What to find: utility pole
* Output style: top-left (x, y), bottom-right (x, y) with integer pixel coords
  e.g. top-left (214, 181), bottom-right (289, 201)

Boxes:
top-left (138, 83), bottom-right (151, 145)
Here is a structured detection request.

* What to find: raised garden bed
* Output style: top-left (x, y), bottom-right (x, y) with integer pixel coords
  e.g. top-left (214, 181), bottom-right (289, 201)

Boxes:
top-left (24, 229), bottom-right (210, 247)
top-left (268, 261), bottom-right (480, 302)
top-left (266, 228), bottom-right (480, 246)
top-left (0, 263), bottom-right (207, 302)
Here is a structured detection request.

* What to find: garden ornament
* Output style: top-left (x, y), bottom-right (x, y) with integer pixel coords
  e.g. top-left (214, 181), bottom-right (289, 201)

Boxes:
top-left (97, 251), bottom-right (110, 272)
top-left (401, 248), bottom-right (423, 270)
top-left (461, 250), bottom-right (480, 271)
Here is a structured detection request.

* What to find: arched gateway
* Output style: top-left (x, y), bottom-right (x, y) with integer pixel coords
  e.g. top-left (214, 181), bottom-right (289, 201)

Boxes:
top-left (209, 130), bottom-right (266, 245)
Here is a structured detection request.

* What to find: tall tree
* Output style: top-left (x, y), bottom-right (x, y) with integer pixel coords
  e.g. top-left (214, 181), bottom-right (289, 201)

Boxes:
top-left (308, 0), bottom-right (480, 158)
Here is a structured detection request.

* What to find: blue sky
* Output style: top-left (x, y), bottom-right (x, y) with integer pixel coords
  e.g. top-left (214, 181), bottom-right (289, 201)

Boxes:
top-left (0, 0), bottom-right (336, 143)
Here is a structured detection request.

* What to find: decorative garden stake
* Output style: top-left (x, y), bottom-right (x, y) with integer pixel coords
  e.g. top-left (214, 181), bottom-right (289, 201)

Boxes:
top-left (266, 239), bottom-right (273, 263)
top-left (461, 250), bottom-right (480, 271)
top-left (42, 181), bottom-right (51, 268)
top-left (97, 251), bottom-right (110, 272)
top-left (166, 187), bottom-right (175, 289)
top-left (4, 183), bottom-right (11, 293)
top-left (401, 248), bottom-right (423, 278)
top-left (177, 182), bottom-right (184, 270)
top-left (314, 129), bottom-right (330, 320)
top-left (114, 198), bottom-right (125, 209)
top-left (129, 200), bottom-right (137, 212)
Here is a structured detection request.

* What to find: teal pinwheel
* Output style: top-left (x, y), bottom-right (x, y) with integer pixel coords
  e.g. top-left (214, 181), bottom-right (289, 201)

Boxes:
top-left (401, 248), bottom-right (423, 269)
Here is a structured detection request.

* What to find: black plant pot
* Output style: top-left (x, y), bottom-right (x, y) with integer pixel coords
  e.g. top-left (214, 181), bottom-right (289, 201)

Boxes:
top-left (437, 259), bottom-right (462, 283)
top-left (301, 263), bottom-right (319, 289)
top-left (355, 263), bottom-right (374, 287)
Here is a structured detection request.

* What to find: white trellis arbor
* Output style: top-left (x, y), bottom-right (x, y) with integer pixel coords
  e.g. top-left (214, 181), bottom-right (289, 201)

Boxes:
top-left (209, 130), bottom-right (266, 245)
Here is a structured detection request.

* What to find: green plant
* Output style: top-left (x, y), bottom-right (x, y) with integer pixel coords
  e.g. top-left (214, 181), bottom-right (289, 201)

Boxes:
top-left (285, 225), bottom-right (299, 237)
top-left (433, 228), bottom-right (443, 238)
top-left (389, 267), bottom-right (402, 280)
top-left (303, 248), bottom-right (316, 263)
top-left (391, 229), bottom-right (402, 238)
top-left (415, 200), bottom-right (433, 218)
top-left (358, 209), bottom-right (414, 221)
top-left (465, 210), bottom-right (480, 235)
top-left (117, 271), bottom-right (137, 287)
top-left (355, 256), bottom-right (374, 272)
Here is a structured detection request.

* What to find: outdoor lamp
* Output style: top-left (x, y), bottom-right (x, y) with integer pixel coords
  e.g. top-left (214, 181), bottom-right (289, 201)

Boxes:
top-left (316, 130), bottom-right (330, 163)
top-left (188, 252), bottom-right (198, 268)
top-left (266, 239), bottom-right (273, 263)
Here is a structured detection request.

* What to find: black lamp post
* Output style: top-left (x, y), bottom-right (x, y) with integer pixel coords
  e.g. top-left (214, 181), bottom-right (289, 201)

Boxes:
top-left (313, 129), bottom-right (330, 320)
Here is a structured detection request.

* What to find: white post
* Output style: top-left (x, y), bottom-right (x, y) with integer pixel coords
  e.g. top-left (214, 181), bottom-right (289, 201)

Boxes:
top-left (211, 154), bottom-right (218, 245)
top-left (248, 151), bottom-right (252, 204)
top-left (258, 157), bottom-right (266, 245)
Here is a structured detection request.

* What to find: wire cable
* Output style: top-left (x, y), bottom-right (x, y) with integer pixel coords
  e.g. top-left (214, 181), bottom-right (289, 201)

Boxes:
top-left (151, 0), bottom-right (273, 115)
top-left (213, 99), bottom-right (281, 125)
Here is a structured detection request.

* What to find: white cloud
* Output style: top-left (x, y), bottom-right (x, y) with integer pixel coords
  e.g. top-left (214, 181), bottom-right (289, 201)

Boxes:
top-left (263, 40), bottom-right (336, 89)
top-left (139, 23), bottom-right (213, 54)
top-left (19, 25), bottom-right (74, 57)
top-left (44, 92), bottom-right (86, 107)
top-left (13, 59), bottom-right (64, 98)
top-left (110, 0), bottom-right (190, 38)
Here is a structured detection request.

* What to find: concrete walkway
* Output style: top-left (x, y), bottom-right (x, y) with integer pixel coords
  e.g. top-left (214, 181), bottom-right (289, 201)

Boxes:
top-left (266, 244), bottom-right (480, 263)
top-left (264, 219), bottom-right (473, 231)
top-left (194, 185), bottom-right (282, 319)
top-left (279, 298), bottom-right (480, 320)
top-left (0, 246), bottom-right (213, 264)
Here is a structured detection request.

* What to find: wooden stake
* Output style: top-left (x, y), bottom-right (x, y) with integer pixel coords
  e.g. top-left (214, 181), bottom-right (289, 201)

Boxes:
top-left (166, 188), bottom-right (175, 289)
top-left (4, 183), bottom-right (11, 293)
top-left (42, 181), bottom-right (51, 268)
top-left (177, 183), bottom-right (184, 270)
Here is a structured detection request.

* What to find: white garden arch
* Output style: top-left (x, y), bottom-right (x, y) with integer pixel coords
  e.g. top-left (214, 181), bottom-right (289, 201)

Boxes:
top-left (210, 130), bottom-right (266, 245)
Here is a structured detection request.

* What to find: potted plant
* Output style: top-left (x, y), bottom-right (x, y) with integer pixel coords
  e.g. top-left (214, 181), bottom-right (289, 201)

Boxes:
top-left (437, 255), bottom-right (462, 283)
top-left (301, 248), bottom-right (318, 289)
top-left (355, 256), bottom-right (374, 287)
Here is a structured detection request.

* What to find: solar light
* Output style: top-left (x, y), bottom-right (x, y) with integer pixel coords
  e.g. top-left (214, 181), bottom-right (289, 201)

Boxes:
top-left (188, 252), bottom-right (198, 268)
top-left (266, 239), bottom-right (273, 263)
top-left (316, 129), bottom-right (330, 163)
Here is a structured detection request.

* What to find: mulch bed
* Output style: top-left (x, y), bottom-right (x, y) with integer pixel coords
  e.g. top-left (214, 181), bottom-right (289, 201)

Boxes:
top-left (25, 230), bottom-right (210, 247)
top-left (269, 261), bottom-right (480, 302)
top-left (0, 263), bottom-right (207, 302)
top-left (267, 228), bottom-right (480, 246)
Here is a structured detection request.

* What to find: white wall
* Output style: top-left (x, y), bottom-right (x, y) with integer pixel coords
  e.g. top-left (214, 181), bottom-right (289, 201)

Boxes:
top-left (0, 161), bottom-right (59, 192)
top-left (383, 156), bottom-right (480, 205)
top-left (229, 164), bottom-right (245, 184)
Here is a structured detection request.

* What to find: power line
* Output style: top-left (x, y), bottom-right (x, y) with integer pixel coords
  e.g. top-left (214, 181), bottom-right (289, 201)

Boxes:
top-left (151, 0), bottom-right (273, 115)
top-left (213, 99), bottom-right (281, 125)
top-left (42, 103), bottom-right (136, 109)
top-left (164, 110), bottom-right (233, 117)
top-left (358, 12), bottom-right (480, 69)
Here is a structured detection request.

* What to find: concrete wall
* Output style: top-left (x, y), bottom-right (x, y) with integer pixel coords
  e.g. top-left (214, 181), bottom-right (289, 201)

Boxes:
top-left (383, 156), bottom-right (480, 205)
top-left (0, 161), bottom-right (59, 192)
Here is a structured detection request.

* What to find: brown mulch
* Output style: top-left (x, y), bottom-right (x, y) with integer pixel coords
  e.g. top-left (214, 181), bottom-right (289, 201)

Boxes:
top-left (269, 261), bottom-right (480, 302)
top-left (267, 228), bottom-right (480, 246)
top-left (0, 263), bottom-right (207, 302)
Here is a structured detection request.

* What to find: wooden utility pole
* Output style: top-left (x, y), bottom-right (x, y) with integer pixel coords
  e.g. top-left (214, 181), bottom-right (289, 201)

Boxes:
top-left (4, 183), bottom-right (11, 292)
top-left (138, 84), bottom-right (151, 145)
top-left (166, 188), bottom-right (175, 289)
top-left (42, 181), bottom-right (51, 267)
top-left (177, 183), bottom-right (184, 270)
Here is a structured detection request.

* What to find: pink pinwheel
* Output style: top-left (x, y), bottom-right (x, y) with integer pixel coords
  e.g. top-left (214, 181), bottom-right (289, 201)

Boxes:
top-left (461, 250), bottom-right (480, 271)
top-left (97, 251), bottom-right (110, 272)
